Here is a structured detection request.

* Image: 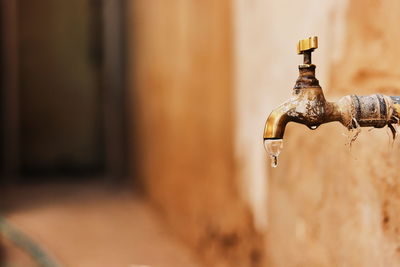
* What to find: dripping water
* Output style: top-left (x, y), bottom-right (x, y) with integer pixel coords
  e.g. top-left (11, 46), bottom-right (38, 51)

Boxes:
top-left (345, 118), bottom-right (361, 149)
top-left (388, 116), bottom-right (400, 144)
top-left (264, 139), bottom-right (283, 168)
top-left (386, 124), bottom-right (398, 147)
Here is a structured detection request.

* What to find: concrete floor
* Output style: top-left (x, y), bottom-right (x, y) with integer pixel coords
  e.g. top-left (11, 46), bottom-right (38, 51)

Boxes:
top-left (1, 181), bottom-right (202, 267)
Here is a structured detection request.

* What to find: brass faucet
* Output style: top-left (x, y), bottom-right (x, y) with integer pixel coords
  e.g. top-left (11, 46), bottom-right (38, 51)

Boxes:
top-left (263, 36), bottom-right (400, 142)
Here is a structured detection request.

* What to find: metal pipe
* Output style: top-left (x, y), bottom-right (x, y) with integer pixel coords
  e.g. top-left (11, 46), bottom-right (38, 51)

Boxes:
top-left (263, 93), bottom-right (400, 140)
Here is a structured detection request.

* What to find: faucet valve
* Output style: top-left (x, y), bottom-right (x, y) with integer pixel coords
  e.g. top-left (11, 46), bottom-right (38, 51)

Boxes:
top-left (297, 36), bottom-right (318, 65)
top-left (294, 36), bottom-right (320, 89)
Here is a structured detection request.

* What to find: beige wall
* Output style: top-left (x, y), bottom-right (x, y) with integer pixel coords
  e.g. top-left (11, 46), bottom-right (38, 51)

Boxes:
top-left (128, 0), bottom-right (400, 266)
top-left (233, 0), bottom-right (347, 231)
top-left (127, 1), bottom-right (264, 266)
top-left (264, 0), bottom-right (400, 266)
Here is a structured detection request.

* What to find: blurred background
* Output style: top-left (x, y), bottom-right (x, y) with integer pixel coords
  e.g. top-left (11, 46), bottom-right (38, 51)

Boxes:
top-left (2, 0), bottom-right (400, 266)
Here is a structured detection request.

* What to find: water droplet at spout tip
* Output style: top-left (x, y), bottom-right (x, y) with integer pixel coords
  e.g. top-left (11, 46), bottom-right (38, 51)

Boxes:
top-left (271, 156), bottom-right (278, 168)
top-left (264, 139), bottom-right (283, 168)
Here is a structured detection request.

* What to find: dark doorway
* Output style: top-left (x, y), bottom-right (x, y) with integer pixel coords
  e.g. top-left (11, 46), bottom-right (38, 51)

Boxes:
top-left (1, 0), bottom-right (126, 183)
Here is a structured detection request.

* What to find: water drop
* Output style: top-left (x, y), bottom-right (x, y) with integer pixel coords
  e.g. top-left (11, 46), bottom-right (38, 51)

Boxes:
top-left (310, 125), bottom-right (317, 130)
top-left (264, 139), bottom-right (283, 168)
top-left (271, 156), bottom-right (278, 168)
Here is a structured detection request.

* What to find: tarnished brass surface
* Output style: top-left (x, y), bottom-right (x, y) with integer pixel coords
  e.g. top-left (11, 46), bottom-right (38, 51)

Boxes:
top-left (297, 36), bottom-right (318, 54)
top-left (263, 86), bottom-right (346, 140)
top-left (264, 36), bottom-right (400, 140)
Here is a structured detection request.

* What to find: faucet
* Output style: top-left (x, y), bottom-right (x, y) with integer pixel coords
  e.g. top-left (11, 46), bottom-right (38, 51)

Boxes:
top-left (264, 36), bottom-right (400, 141)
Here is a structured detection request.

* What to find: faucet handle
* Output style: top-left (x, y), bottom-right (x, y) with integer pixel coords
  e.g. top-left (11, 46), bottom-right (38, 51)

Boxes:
top-left (297, 36), bottom-right (318, 65)
top-left (297, 36), bottom-right (318, 54)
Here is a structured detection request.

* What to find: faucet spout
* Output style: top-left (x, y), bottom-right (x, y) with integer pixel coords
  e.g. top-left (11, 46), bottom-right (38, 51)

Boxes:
top-left (263, 89), bottom-right (343, 140)
top-left (263, 106), bottom-right (289, 140)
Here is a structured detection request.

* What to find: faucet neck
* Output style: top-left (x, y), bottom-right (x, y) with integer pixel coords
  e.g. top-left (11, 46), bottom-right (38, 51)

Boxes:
top-left (294, 64), bottom-right (320, 89)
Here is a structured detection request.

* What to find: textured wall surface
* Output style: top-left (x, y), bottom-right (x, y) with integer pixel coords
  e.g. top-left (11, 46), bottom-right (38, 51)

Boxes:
top-left (233, 0), bottom-right (347, 232)
top-left (127, 1), bottom-right (264, 266)
top-left (127, 0), bottom-right (400, 266)
top-left (267, 0), bottom-right (400, 266)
